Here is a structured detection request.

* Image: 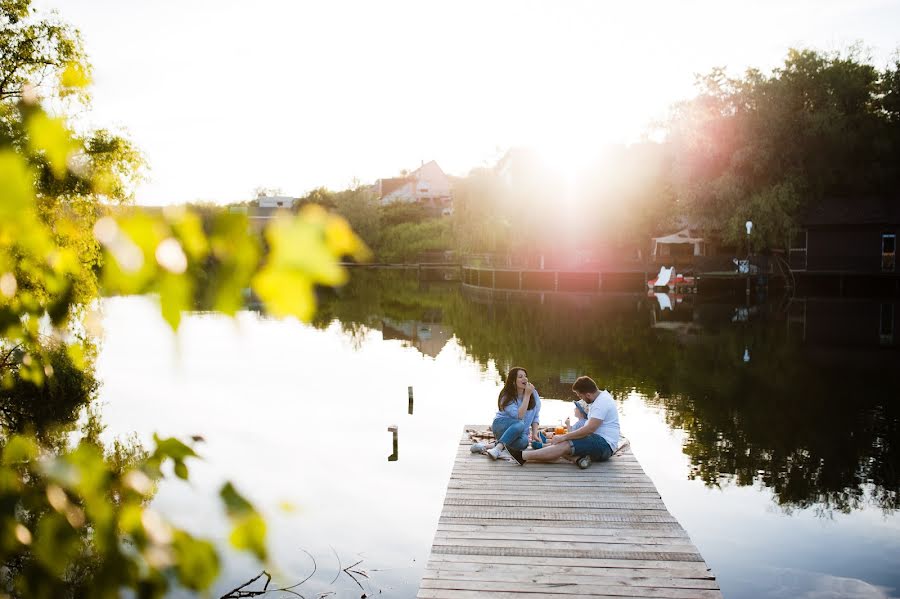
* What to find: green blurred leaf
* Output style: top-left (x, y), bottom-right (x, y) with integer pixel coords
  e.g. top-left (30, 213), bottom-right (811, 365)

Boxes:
top-left (159, 273), bottom-right (191, 330)
top-left (251, 268), bottom-right (315, 321)
top-left (173, 461), bottom-right (188, 480)
top-left (172, 532), bottom-right (219, 590)
top-left (168, 209), bottom-right (209, 261)
top-left (207, 213), bottom-right (260, 315)
top-left (219, 482), bottom-right (267, 561)
top-left (26, 112), bottom-right (76, 180)
top-left (60, 61), bottom-right (91, 89)
top-left (228, 512), bottom-right (267, 562)
top-left (0, 151), bottom-right (35, 220)
top-left (152, 436), bottom-right (198, 462)
top-left (265, 215), bottom-right (347, 286)
top-left (33, 513), bottom-right (80, 577)
top-left (2, 435), bottom-right (38, 465)
top-left (219, 481), bottom-right (253, 514)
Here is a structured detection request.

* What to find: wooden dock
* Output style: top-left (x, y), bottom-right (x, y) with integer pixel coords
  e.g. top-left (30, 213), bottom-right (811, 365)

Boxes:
top-left (417, 426), bottom-right (722, 599)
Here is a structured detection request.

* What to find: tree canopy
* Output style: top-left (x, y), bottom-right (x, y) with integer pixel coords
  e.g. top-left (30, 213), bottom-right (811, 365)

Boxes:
top-left (667, 48), bottom-right (900, 250)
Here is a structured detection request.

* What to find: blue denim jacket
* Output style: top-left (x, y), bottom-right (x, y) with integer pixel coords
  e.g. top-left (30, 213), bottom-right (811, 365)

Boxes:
top-left (494, 390), bottom-right (541, 430)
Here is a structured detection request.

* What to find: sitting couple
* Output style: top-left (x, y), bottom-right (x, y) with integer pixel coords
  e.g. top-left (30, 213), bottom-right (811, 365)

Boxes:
top-left (476, 367), bottom-right (620, 468)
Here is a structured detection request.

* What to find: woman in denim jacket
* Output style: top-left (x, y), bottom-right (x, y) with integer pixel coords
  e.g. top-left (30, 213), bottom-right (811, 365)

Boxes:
top-left (485, 367), bottom-right (541, 463)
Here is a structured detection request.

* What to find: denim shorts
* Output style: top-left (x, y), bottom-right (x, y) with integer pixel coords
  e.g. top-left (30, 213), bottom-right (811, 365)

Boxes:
top-left (570, 434), bottom-right (614, 462)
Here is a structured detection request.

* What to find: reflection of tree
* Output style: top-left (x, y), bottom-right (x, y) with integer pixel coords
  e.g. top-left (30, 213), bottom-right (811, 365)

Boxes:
top-left (313, 270), bottom-right (454, 344)
top-left (0, 342), bottom-right (97, 444)
top-left (652, 320), bottom-right (900, 514)
top-left (316, 271), bottom-right (900, 513)
top-left (0, 340), bottom-right (153, 593)
top-left (445, 291), bottom-right (663, 396)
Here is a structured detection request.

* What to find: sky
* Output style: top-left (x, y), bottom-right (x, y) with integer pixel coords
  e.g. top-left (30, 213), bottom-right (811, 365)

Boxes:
top-left (35, 0), bottom-right (900, 206)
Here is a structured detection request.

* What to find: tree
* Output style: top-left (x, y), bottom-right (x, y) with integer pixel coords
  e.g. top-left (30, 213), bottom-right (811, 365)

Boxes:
top-left (450, 168), bottom-right (511, 254)
top-left (1, 1), bottom-right (370, 594)
top-left (666, 48), bottom-right (900, 250)
top-left (0, 0), bottom-right (89, 103)
top-left (330, 183), bottom-right (381, 249)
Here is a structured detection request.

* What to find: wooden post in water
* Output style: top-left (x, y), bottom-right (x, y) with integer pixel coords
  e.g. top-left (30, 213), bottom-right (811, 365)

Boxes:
top-left (408, 386), bottom-right (414, 415)
top-left (387, 425), bottom-right (398, 462)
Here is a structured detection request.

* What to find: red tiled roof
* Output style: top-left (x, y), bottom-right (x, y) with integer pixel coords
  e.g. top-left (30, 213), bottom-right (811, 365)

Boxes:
top-left (378, 177), bottom-right (412, 197)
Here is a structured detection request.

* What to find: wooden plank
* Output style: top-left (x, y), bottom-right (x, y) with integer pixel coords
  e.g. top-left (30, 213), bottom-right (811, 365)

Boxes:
top-left (419, 580), bottom-right (723, 598)
top-left (417, 426), bottom-right (722, 598)
top-left (419, 592), bottom-right (706, 599)
top-left (433, 535), bottom-right (702, 551)
top-left (438, 510), bottom-right (680, 523)
top-left (438, 514), bottom-right (681, 530)
top-left (433, 536), bottom-right (697, 550)
top-left (442, 495), bottom-right (665, 504)
top-left (424, 561), bottom-right (714, 579)
top-left (442, 498), bottom-right (669, 510)
top-left (443, 489), bottom-right (663, 499)
top-left (418, 590), bottom-right (716, 599)
top-left (425, 554), bottom-right (715, 571)
top-left (443, 496), bottom-right (667, 507)
top-left (423, 570), bottom-right (721, 589)
top-left (447, 482), bottom-right (659, 490)
top-left (437, 524), bottom-right (689, 539)
top-left (430, 545), bottom-right (701, 561)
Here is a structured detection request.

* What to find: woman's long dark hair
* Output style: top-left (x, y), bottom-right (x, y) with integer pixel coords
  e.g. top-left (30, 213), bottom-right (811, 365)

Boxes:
top-left (497, 366), bottom-right (535, 411)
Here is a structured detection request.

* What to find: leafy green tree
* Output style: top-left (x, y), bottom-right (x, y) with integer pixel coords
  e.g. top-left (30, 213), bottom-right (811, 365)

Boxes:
top-left (296, 186), bottom-right (336, 210)
top-left (449, 168), bottom-right (512, 254)
top-left (667, 48), bottom-right (900, 250)
top-left (1, 1), bottom-right (370, 594)
top-left (379, 201), bottom-right (432, 227)
top-left (330, 183), bottom-right (381, 249)
top-left (0, 0), bottom-right (88, 103)
top-left (377, 219), bottom-right (453, 263)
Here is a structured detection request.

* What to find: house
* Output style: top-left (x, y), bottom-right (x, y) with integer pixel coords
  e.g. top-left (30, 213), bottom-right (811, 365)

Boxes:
top-left (375, 161), bottom-right (453, 215)
top-left (257, 195), bottom-right (297, 209)
top-left (245, 194), bottom-right (298, 231)
top-left (380, 318), bottom-right (454, 358)
top-left (790, 197), bottom-right (899, 274)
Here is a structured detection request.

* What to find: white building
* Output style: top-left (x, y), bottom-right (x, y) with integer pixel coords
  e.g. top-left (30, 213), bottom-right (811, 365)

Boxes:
top-left (375, 161), bottom-right (453, 214)
top-left (257, 195), bottom-right (297, 209)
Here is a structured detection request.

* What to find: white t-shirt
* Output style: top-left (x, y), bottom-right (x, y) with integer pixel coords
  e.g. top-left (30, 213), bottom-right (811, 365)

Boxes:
top-left (587, 390), bottom-right (620, 451)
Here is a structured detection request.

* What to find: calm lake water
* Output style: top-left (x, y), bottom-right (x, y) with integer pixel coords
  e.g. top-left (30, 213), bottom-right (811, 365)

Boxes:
top-left (94, 270), bottom-right (900, 598)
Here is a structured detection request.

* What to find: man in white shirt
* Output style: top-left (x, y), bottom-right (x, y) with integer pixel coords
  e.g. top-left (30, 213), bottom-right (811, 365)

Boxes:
top-left (521, 376), bottom-right (620, 468)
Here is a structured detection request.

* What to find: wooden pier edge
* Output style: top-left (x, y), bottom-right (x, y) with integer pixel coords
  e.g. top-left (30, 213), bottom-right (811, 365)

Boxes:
top-left (417, 425), bottom-right (722, 599)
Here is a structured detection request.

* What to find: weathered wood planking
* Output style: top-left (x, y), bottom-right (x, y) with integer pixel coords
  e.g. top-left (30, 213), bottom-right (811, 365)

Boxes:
top-left (417, 426), bottom-right (722, 599)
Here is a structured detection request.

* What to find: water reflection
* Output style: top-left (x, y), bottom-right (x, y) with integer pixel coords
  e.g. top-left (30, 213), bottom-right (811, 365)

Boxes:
top-left (316, 270), bottom-right (900, 515)
top-left (89, 270), bottom-right (899, 598)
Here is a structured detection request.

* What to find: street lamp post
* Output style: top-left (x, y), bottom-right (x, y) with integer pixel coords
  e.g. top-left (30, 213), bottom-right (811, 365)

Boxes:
top-left (743, 220), bottom-right (754, 361)
top-left (745, 221), bottom-right (753, 305)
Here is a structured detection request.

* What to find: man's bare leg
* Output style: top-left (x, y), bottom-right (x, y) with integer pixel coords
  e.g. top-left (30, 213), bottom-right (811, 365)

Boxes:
top-left (522, 441), bottom-right (573, 463)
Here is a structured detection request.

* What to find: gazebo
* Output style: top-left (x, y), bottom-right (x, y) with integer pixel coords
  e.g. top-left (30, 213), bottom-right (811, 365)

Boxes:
top-left (650, 228), bottom-right (706, 265)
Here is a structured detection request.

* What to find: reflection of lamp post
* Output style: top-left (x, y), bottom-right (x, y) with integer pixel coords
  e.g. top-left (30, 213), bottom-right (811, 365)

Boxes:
top-left (745, 221), bottom-right (753, 305)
